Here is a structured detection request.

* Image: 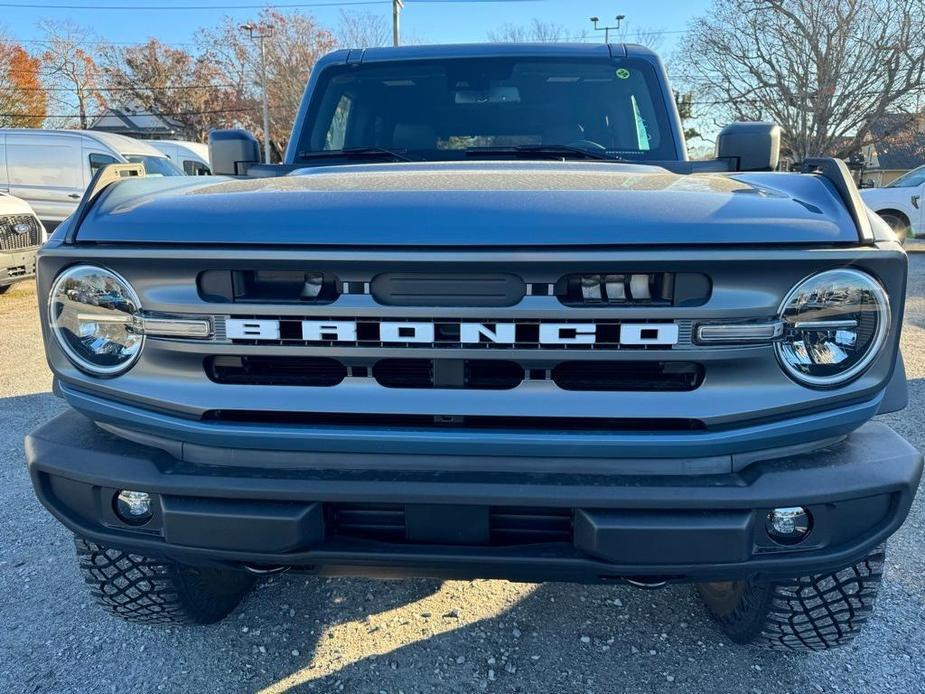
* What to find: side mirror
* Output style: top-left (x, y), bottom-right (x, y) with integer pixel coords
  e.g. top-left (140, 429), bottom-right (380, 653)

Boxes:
top-left (208, 129), bottom-right (260, 176)
top-left (716, 122), bottom-right (781, 172)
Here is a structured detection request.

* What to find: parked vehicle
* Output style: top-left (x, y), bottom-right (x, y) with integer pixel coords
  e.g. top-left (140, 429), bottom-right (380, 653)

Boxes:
top-left (27, 44), bottom-right (921, 652)
top-left (0, 192), bottom-right (44, 294)
top-left (149, 139), bottom-right (212, 175)
top-left (860, 164), bottom-right (925, 242)
top-left (0, 129), bottom-right (182, 230)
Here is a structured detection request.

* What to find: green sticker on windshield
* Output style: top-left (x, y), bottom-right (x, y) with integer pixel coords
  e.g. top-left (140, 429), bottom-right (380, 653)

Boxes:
top-left (615, 68), bottom-right (631, 79)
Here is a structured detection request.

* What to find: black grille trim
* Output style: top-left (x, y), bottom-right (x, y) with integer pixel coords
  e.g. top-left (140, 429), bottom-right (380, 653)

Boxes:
top-left (202, 410), bottom-right (706, 431)
top-left (371, 272), bottom-right (525, 307)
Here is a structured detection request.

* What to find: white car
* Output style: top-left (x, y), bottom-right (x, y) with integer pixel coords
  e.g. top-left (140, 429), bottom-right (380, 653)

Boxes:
top-left (149, 140), bottom-right (211, 175)
top-left (0, 192), bottom-right (45, 295)
top-left (860, 165), bottom-right (925, 243)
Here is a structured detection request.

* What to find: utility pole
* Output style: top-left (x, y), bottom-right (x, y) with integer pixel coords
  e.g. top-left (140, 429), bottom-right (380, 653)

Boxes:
top-left (392, 0), bottom-right (404, 46)
top-left (589, 14), bottom-right (625, 43)
top-left (241, 22), bottom-right (273, 164)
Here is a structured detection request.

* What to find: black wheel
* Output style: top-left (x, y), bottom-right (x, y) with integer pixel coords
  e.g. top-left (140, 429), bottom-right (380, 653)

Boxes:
top-left (879, 213), bottom-right (909, 244)
top-left (696, 545), bottom-right (885, 652)
top-left (74, 536), bottom-right (255, 625)
top-left (0, 284), bottom-right (12, 295)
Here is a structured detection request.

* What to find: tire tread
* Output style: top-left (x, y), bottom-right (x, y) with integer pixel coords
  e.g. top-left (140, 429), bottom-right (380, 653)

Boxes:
top-left (74, 537), bottom-right (253, 625)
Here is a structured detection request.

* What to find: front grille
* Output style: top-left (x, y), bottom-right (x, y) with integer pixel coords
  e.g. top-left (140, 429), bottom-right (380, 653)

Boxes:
top-left (203, 410), bottom-right (706, 431)
top-left (0, 215), bottom-right (41, 251)
top-left (328, 503), bottom-right (573, 546)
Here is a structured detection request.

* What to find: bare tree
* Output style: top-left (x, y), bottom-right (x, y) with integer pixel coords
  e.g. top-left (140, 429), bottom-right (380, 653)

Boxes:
top-left (201, 9), bottom-right (337, 157)
top-left (337, 9), bottom-right (390, 48)
top-left (676, 0), bottom-right (925, 160)
top-left (39, 19), bottom-right (106, 128)
top-left (488, 19), bottom-right (577, 43)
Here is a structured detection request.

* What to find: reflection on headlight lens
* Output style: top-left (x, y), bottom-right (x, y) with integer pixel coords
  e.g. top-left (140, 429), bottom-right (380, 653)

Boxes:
top-left (48, 265), bottom-right (143, 376)
top-left (775, 269), bottom-right (889, 387)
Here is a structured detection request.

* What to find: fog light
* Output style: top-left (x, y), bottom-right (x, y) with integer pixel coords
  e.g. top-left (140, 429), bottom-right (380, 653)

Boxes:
top-left (766, 506), bottom-right (812, 545)
top-left (114, 490), bottom-right (153, 525)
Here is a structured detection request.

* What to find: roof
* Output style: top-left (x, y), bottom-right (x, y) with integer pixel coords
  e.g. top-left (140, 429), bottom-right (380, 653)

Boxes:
top-left (90, 107), bottom-right (185, 138)
top-left (334, 42), bottom-right (657, 64)
top-left (0, 128), bottom-right (166, 156)
top-left (867, 113), bottom-right (925, 171)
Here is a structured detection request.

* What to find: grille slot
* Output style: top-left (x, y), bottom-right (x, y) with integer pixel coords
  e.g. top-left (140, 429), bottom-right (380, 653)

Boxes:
top-left (555, 272), bottom-right (711, 307)
top-left (206, 356), bottom-right (346, 386)
top-left (373, 359), bottom-right (524, 389)
top-left (329, 503), bottom-right (406, 542)
top-left (328, 503), bottom-right (572, 546)
top-left (373, 359), bottom-right (433, 388)
top-left (552, 361), bottom-right (703, 392)
top-left (0, 215), bottom-right (41, 251)
top-left (199, 270), bottom-right (340, 303)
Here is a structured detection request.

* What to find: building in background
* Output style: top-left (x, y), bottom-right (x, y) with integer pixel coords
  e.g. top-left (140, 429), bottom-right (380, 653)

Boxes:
top-left (90, 107), bottom-right (194, 141)
top-left (860, 114), bottom-right (925, 187)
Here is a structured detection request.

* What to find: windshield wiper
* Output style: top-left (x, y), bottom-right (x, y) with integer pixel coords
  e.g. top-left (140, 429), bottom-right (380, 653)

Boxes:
top-left (297, 147), bottom-right (413, 162)
top-left (464, 144), bottom-right (620, 161)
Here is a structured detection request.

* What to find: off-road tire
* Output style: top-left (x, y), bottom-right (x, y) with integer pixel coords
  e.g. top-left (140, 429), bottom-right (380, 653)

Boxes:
top-left (696, 545), bottom-right (885, 652)
top-left (75, 537), bottom-right (255, 625)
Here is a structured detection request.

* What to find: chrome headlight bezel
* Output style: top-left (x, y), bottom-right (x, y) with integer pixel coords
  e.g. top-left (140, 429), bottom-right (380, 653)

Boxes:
top-left (47, 264), bottom-right (144, 377)
top-left (774, 268), bottom-right (891, 388)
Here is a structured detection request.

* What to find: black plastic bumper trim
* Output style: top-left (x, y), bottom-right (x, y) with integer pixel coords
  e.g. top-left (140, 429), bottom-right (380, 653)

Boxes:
top-left (26, 409), bottom-right (922, 582)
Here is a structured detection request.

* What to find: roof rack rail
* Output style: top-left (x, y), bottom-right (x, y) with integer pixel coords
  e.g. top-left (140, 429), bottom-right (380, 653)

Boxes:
top-left (801, 157), bottom-right (873, 244)
top-left (65, 163), bottom-right (145, 244)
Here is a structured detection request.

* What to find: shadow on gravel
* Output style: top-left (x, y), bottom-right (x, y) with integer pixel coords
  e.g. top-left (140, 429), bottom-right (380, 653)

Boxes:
top-left (245, 572), bottom-right (845, 694)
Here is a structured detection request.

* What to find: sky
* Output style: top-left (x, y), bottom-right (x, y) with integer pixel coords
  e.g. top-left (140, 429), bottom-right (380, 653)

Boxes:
top-left (1, 0), bottom-right (709, 54)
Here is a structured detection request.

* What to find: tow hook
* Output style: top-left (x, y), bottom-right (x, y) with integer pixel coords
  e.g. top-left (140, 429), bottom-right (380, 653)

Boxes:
top-left (624, 577), bottom-right (670, 590)
top-left (242, 564), bottom-right (291, 576)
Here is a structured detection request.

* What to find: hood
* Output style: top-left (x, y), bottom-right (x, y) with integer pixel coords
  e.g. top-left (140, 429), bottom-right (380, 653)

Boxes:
top-left (859, 187), bottom-right (897, 205)
top-left (0, 192), bottom-right (37, 216)
top-left (77, 161), bottom-right (861, 246)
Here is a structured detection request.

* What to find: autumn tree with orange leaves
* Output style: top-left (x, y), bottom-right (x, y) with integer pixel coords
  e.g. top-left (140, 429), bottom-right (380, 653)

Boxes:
top-left (0, 38), bottom-right (47, 127)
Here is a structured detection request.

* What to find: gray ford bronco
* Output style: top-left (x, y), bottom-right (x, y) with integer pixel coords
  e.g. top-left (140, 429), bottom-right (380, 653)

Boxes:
top-left (27, 43), bottom-right (923, 652)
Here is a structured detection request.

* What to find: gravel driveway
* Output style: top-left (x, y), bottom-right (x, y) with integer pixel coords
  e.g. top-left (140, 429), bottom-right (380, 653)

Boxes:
top-left (2, 249), bottom-right (924, 694)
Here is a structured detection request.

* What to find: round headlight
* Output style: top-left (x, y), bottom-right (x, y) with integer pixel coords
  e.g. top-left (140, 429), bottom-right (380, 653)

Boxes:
top-left (48, 265), bottom-right (143, 376)
top-left (775, 269), bottom-right (890, 387)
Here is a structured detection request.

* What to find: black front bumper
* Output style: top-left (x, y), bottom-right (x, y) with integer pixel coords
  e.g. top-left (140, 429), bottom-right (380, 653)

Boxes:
top-left (26, 410), bottom-right (923, 584)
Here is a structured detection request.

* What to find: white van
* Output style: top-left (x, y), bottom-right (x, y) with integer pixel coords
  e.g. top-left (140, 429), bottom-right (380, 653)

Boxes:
top-left (149, 140), bottom-right (212, 175)
top-left (0, 129), bottom-right (183, 230)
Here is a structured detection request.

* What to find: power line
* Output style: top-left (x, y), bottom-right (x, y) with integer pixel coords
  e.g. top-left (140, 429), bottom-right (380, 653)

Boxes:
top-left (0, 1), bottom-right (388, 9)
top-left (0, 105), bottom-right (279, 118)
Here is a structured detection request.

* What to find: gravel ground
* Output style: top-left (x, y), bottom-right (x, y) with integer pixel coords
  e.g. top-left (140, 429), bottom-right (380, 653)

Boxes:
top-left (2, 249), bottom-right (925, 694)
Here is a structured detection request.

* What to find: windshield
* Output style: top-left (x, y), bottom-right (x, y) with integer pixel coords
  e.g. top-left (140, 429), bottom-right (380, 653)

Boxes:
top-left (298, 57), bottom-right (677, 162)
top-left (886, 165), bottom-right (925, 188)
top-left (124, 154), bottom-right (184, 177)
